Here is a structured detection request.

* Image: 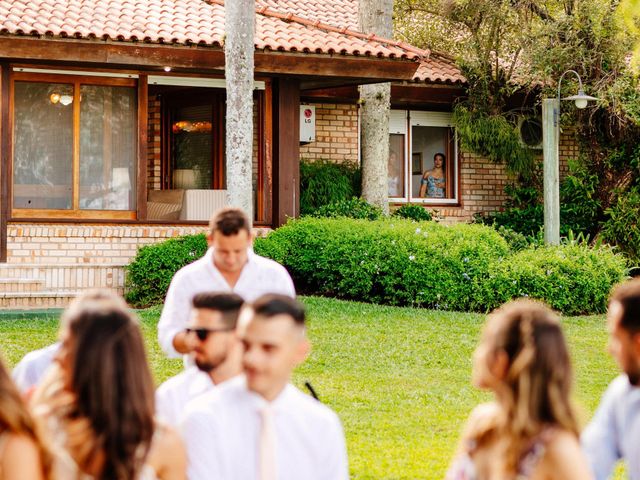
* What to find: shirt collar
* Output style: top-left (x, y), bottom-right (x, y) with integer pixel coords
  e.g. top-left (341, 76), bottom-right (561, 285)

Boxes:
top-left (245, 381), bottom-right (294, 412)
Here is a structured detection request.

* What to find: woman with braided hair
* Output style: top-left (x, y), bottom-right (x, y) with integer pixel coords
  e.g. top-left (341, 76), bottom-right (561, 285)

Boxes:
top-left (446, 300), bottom-right (593, 480)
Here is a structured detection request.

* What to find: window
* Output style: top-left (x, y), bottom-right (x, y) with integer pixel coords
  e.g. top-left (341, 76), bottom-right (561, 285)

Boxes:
top-left (12, 73), bottom-right (137, 219)
top-left (387, 110), bottom-right (458, 204)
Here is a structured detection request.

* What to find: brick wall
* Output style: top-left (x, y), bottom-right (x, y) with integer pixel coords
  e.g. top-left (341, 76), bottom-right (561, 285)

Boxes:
top-left (299, 103), bottom-right (359, 164)
top-left (301, 101), bottom-right (579, 222)
top-left (148, 95), bottom-right (162, 191)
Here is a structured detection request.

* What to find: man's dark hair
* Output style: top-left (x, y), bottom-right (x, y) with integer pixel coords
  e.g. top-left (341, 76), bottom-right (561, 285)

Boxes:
top-left (252, 294), bottom-right (305, 326)
top-left (208, 207), bottom-right (251, 236)
top-left (192, 292), bottom-right (244, 328)
top-left (611, 279), bottom-right (640, 334)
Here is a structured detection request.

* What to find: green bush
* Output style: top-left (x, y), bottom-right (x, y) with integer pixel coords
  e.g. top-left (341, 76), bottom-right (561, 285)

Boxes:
top-left (125, 234), bottom-right (208, 307)
top-left (477, 243), bottom-right (627, 315)
top-left (253, 217), bottom-right (626, 314)
top-left (300, 159), bottom-right (361, 215)
top-left (312, 198), bottom-right (383, 220)
top-left (392, 204), bottom-right (433, 222)
top-left (601, 186), bottom-right (640, 262)
top-left (254, 217), bottom-right (510, 311)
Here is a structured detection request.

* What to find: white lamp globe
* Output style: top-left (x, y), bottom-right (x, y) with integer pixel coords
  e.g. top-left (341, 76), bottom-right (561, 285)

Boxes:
top-left (574, 98), bottom-right (588, 109)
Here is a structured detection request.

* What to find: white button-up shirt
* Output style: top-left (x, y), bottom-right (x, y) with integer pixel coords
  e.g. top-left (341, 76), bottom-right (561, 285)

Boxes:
top-left (181, 376), bottom-right (349, 480)
top-left (158, 248), bottom-right (295, 357)
top-left (582, 374), bottom-right (640, 480)
top-left (155, 366), bottom-right (215, 427)
top-left (12, 342), bottom-right (60, 393)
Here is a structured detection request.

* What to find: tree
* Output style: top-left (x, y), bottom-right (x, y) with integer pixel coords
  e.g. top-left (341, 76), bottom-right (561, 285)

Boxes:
top-left (225, 0), bottom-right (255, 219)
top-left (359, 0), bottom-right (394, 214)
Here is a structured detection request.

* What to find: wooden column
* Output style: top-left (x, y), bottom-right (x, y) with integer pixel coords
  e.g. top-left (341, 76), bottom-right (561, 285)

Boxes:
top-left (0, 63), bottom-right (10, 262)
top-left (272, 78), bottom-right (300, 227)
top-left (137, 74), bottom-right (148, 220)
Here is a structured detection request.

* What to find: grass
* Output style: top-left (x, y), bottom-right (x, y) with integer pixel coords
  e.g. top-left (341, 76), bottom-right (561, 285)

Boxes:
top-left (0, 297), bottom-right (622, 479)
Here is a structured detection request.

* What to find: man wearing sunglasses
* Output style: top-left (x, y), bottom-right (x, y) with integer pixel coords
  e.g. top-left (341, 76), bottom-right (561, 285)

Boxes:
top-left (158, 207), bottom-right (295, 359)
top-left (182, 294), bottom-right (349, 480)
top-left (156, 292), bottom-right (244, 427)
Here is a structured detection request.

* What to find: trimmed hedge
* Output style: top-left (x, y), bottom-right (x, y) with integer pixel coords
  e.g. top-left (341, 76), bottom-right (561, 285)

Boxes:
top-left (392, 204), bottom-right (433, 222)
top-left (300, 159), bottom-right (361, 215)
top-left (475, 243), bottom-right (627, 315)
top-left (254, 218), bottom-right (510, 311)
top-left (312, 198), bottom-right (384, 220)
top-left (124, 218), bottom-right (627, 314)
top-left (125, 233), bottom-right (208, 307)
top-left (254, 218), bottom-right (627, 314)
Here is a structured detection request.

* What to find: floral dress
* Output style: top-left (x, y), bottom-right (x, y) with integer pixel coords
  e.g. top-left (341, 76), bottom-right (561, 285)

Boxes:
top-left (421, 174), bottom-right (445, 198)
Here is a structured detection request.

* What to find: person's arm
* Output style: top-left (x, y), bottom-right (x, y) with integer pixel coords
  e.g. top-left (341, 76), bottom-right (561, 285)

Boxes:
top-left (181, 410), bottom-right (224, 480)
top-left (151, 427), bottom-right (187, 480)
top-left (543, 431), bottom-right (593, 480)
top-left (581, 379), bottom-right (622, 480)
top-left (158, 273), bottom-right (193, 358)
top-left (419, 171), bottom-right (430, 198)
top-left (319, 415), bottom-right (349, 480)
top-left (1, 434), bottom-right (44, 480)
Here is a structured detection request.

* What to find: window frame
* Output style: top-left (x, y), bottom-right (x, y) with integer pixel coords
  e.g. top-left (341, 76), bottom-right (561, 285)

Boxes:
top-left (10, 72), bottom-right (138, 220)
top-left (388, 109), bottom-right (459, 206)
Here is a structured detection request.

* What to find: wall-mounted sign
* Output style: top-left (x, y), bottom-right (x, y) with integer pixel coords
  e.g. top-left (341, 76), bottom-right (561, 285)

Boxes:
top-left (300, 106), bottom-right (316, 143)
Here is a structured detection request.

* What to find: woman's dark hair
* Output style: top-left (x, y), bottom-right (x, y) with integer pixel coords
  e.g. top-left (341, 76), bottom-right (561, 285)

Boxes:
top-left (64, 290), bottom-right (155, 480)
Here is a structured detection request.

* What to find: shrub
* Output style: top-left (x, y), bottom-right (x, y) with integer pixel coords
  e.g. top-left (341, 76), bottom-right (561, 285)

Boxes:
top-left (254, 217), bottom-right (510, 311)
top-left (299, 159), bottom-right (361, 215)
top-left (254, 217), bottom-right (626, 314)
top-left (392, 204), bottom-right (433, 222)
top-left (312, 198), bottom-right (383, 220)
top-left (125, 234), bottom-right (208, 307)
top-left (601, 186), bottom-right (640, 262)
top-left (477, 243), bottom-right (627, 315)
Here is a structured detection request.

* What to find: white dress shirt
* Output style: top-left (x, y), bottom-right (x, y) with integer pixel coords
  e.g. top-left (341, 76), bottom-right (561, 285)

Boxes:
top-left (582, 374), bottom-right (640, 480)
top-left (12, 342), bottom-right (60, 393)
top-left (158, 248), bottom-right (295, 357)
top-left (181, 376), bottom-right (349, 480)
top-left (155, 366), bottom-right (215, 427)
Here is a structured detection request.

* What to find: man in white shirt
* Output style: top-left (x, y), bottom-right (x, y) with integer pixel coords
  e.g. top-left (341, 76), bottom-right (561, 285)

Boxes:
top-left (158, 207), bottom-right (295, 358)
top-left (12, 342), bottom-right (61, 393)
top-left (156, 292), bottom-right (244, 427)
top-left (582, 279), bottom-right (640, 480)
top-left (182, 294), bottom-right (349, 480)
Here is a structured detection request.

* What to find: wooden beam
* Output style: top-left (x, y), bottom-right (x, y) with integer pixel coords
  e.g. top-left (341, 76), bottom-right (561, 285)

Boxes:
top-left (0, 38), bottom-right (226, 70)
top-left (272, 78), bottom-right (300, 227)
top-left (0, 38), bottom-right (419, 82)
top-left (255, 52), bottom-right (418, 81)
top-left (137, 74), bottom-right (148, 220)
top-left (263, 80), bottom-right (273, 226)
top-left (0, 63), bottom-right (8, 262)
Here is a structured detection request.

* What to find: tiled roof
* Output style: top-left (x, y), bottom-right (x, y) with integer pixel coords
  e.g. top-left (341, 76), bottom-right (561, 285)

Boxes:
top-left (413, 53), bottom-right (466, 85)
top-left (254, 0), bottom-right (465, 85)
top-left (255, 0), bottom-right (359, 30)
top-left (0, 0), bottom-right (424, 61)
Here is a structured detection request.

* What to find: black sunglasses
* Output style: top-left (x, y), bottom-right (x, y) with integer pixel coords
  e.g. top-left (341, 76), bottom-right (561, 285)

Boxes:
top-left (185, 327), bottom-right (234, 341)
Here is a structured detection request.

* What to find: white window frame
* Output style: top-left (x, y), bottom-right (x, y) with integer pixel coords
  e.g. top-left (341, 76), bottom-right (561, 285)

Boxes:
top-left (386, 109), bottom-right (459, 205)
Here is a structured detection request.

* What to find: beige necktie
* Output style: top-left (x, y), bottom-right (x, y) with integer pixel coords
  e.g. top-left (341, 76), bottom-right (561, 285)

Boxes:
top-left (259, 405), bottom-right (277, 480)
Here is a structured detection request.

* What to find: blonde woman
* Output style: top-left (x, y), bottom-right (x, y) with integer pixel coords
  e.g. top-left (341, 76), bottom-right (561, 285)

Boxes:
top-left (0, 355), bottom-right (50, 480)
top-left (447, 300), bottom-right (592, 480)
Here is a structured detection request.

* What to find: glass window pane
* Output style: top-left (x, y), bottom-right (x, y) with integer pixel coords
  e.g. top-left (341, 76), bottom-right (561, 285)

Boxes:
top-left (412, 126), bottom-right (453, 199)
top-left (80, 85), bottom-right (137, 210)
top-left (171, 105), bottom-right (213, 189)
top-left (13, 82), bottom-right (73, 209)
top-left (388, 134), bottom-right (405, 198)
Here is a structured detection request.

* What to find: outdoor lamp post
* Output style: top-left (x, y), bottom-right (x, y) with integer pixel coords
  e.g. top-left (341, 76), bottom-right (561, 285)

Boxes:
top-left (542, 70), bottom-right (597, 245)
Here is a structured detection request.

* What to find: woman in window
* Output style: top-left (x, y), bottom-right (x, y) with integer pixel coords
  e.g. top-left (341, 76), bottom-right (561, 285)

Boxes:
top-left (0, 355), bottom-right (50, 480)
top-left (446, 300), bottom-right (592, 480)
top-left (419, 152), bottom-right (446, 198)
top-left (33, 290), bottom-right (186, 480)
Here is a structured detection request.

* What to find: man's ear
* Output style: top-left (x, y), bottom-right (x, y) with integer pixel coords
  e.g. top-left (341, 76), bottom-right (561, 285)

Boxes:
top-left (632, 332), bottom-right (640, 357)
top-left (206, 232), bottom-right (214, 247)
top-left (294, 339), bottom-right (311, 365)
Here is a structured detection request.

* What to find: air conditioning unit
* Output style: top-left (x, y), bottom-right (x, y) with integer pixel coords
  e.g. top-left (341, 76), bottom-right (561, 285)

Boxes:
top-left (517, 115), bottom-right (543, 149)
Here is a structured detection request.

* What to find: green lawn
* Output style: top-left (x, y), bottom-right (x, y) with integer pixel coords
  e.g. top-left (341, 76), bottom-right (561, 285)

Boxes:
top-left (0, 297), bottom-right (622, 479)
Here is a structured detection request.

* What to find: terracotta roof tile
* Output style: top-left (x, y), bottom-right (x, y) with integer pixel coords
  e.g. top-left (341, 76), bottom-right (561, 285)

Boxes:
top-left (413, 53), bottom-right (466, 85)
top-left (0, 0), bottom-right (423, 61)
